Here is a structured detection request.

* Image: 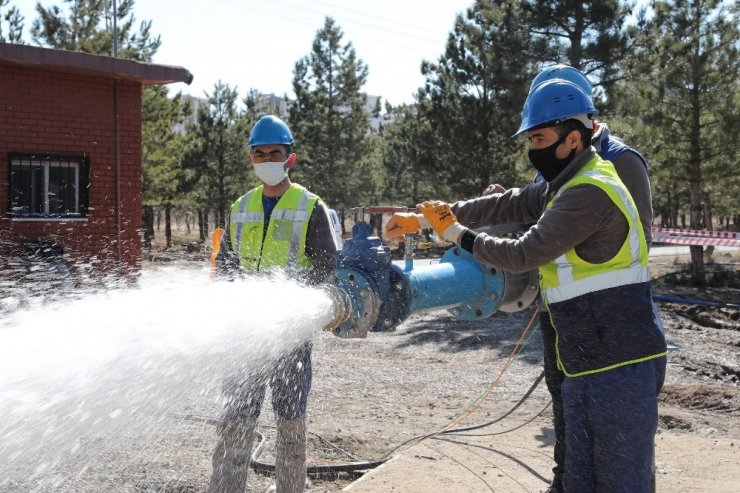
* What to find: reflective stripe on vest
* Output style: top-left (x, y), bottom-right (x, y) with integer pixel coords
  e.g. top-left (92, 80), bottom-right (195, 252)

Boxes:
top-left (540, 156), bottom-right (650, 304)
top-left (229, 184), bottom-right (318, 271)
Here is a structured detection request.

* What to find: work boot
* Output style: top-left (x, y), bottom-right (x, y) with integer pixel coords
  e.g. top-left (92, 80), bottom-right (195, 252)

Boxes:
top-left (209, 419), bottom-right (257, 493)
top-left (275, 416), bottom-right (307, 493)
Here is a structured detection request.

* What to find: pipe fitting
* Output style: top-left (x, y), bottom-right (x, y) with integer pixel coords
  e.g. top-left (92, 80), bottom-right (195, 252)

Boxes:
top-left (322, 284), bottom-right (352, 332)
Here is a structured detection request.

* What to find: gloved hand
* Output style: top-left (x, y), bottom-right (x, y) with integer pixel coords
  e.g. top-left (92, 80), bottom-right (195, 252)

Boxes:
top-left (417, 201), bottom-right (467, 244)
top-left (481, 183), bottom-right (506, 196)
top-left (385, 213), bottom-right (422, 239)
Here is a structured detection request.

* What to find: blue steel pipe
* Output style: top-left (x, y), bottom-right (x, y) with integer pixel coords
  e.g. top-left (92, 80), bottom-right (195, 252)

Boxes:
top-left (327, 220), bottom-right (538, 338)
top-left (404, 247), bottom-right (503, 318)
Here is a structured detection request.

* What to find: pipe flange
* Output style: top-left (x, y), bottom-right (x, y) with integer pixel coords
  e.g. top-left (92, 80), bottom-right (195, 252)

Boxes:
top-left (499, 269), bottom-right (539, 313)
top-left (329, 268), bottom-right (380, 338)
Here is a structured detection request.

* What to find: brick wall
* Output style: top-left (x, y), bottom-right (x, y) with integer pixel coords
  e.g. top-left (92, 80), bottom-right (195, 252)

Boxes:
top-left (0, 63), bottom-right (143, 273)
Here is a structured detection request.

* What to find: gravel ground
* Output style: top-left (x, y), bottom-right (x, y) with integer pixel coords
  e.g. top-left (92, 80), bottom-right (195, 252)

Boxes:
top-left (1, 250), bottom-right (737, 492)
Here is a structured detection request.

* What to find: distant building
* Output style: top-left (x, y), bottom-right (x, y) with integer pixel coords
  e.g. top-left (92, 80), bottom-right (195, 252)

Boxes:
top-left (0, 42), bottom-right (192, 274)
top-left (178, 92), bottom-right (392, 133)
top-left (173, 94), bottom-right (205, 135)
top-left (257, 93), bottom-right (290, 119)
top-left (250, 92), bottom-right (389, 129)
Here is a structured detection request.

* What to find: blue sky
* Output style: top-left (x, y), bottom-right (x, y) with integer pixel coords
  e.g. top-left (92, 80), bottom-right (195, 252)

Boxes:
top-left (10, 0), bottom-right (473, 105)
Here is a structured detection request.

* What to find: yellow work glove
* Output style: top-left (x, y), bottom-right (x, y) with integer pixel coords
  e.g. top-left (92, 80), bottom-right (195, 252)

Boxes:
top-left (385, 213), bottom-right (423, 239)
top-left (417, 201), bottom-right (467, 244)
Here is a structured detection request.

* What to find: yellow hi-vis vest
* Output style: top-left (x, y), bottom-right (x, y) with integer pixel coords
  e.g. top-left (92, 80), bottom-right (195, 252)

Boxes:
top-left (539, 155), bottom-right (650, 305)
top-left (229, 183), bottom-right (319, 271)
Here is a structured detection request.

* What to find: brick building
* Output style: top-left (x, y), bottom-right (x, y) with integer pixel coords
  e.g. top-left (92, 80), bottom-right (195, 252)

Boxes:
top-left (0, 42), bottom-right (191, 275)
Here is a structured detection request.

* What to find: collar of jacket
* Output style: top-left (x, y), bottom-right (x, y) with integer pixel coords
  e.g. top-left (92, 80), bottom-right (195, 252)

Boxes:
top-left (591, 122), bottom-right (611, 153)
top-left (544, 146), bottom-right (598, 198)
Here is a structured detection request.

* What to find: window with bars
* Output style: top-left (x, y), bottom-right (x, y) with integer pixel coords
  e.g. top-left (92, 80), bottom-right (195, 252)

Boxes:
top-left (8, 153), bottom-right (89, 218)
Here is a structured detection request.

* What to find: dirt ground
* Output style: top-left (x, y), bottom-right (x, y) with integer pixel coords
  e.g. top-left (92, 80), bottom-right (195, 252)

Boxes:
top-left (2, 229), bottom-right (738, 493)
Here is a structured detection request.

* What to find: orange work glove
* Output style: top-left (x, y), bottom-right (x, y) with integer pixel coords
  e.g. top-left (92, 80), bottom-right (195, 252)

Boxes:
top-left (417, 201), bottom-right (466, 243)
top-left (384, 213), bottom-right (422, 239)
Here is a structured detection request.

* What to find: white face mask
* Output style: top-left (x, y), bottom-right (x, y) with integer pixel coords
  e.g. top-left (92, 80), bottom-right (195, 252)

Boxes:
top-left (252, 158), bottom-right (288, 186)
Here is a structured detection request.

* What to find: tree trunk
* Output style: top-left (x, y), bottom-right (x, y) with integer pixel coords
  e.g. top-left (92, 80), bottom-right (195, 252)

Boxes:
top-left (687, 17), bottom-right (706, 285)
top-left (198, 209), bottom-right (205, 242)
top-left (143, 205), bottom-right (155, 250)
top-left (703, 198), bottom-right (713, 231)
top-left (165, 204), bottom-right (172, 249)
top-left (198, 209), bottom-right (209, 243)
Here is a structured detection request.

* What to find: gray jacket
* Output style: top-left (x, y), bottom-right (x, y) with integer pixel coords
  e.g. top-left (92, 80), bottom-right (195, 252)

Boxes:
top-left (452, 147), bottom-right (632, 273)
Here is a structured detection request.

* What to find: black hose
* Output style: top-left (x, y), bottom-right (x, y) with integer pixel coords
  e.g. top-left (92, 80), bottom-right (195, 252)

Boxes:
top-left (180, 415), bottom-right (389, 474)
top-left (334, 370), bottom-right (549, 466)
top-left (444, 400), bottom-right (552, 438)
top-left (249, 430), bottom-right (388, 474)
top-left (182, 368), bottom-right (547, 475)
top-left (442, 371), bottom-right (545, 434)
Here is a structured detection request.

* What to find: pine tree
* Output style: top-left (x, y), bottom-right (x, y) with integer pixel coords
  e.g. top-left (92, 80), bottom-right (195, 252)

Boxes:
top-left (0, 0), bottom-right (24, 43)
top-left (189, 82), bottom-right (250, 229)
top-left (31, 0), bottom-right (160, 61)
top-left (416, 0), bottom-right (541, 199)
top-left (628, 0), bottom-right (739, 283)
top-left (289, 17), bottom-right (373, 213)
top-left (380, 103), bottom-right (436, 206)
top-left (522, 0), bottom-right (634, 106)
top-left (141, 86), bottom-right (190, 249)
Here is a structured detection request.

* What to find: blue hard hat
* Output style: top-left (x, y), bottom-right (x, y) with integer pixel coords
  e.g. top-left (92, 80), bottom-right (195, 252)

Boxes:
top-left (514, 79), bottom-right (598, 137)
top-left (530, 64), bottom-right (593, 96)
top-left (248, 115), bottom-right (294, 147)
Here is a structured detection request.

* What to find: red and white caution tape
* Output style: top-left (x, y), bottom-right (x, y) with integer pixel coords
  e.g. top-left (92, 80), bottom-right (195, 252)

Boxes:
top-left (651, 227), bottom-right (740, 248)
top-left (652, 227), bottom-right (738, 239)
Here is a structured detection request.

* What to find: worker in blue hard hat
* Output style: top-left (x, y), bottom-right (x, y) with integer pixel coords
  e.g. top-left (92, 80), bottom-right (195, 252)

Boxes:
top-left (385, 78), bottom-right (667, 493)
top-left (493, 64), bottom-right (653, 243)
top-left (210, 114), bottom-right (338, 493)
top-left (482, 64), bottom-right (656, 493)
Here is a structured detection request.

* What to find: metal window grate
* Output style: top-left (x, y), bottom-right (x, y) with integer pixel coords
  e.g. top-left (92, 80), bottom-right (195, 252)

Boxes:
top-left (8, 153), bottom-right (89, 218)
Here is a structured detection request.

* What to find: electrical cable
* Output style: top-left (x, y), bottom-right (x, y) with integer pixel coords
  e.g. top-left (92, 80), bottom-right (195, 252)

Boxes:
top-left (214, 0), bottom-right (447, 56)
top-left (441, 371), bottom-right (545, 434)
top-left (268, 0), bottom-right (442, 45)
top-left (432, 305), bottom-right (541, 435)
top-left (356, 367), bottom-right (548, 468)
top-left (182, 305), bottom-right (549, 475)
top-left (353, 306), bottom-right (545, 463)
top-left (444, 400), bottom-right (552, 438)
top-left (298, 0), bottom-right (454, 36)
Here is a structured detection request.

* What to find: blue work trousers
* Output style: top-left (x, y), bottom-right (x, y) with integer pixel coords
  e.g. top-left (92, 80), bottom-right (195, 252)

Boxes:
top-left (562, 357), bottom-right (666, 493)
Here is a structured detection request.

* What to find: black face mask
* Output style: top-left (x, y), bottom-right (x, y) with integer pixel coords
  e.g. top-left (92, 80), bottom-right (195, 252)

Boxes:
top-left (528, 133), bottom-right (577, 182)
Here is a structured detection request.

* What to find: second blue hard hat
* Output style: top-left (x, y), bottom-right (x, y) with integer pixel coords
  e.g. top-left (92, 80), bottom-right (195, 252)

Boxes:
top-left (514, 79), bottom-right (598, 136)
top-left (530, 64), bottom-right (593, 96)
